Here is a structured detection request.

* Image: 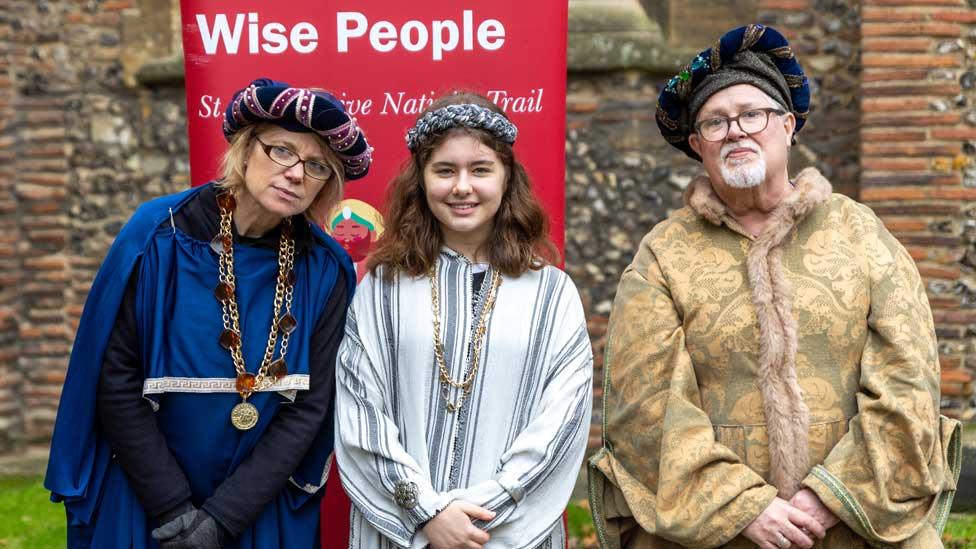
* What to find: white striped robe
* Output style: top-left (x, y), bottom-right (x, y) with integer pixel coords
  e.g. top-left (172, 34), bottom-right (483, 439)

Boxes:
top-left (335, 250), bottom-right (593, 548)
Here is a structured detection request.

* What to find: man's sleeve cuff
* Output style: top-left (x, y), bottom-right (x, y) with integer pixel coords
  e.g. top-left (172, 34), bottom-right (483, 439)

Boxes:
top-left (802, 465), bottom-right (873, 541)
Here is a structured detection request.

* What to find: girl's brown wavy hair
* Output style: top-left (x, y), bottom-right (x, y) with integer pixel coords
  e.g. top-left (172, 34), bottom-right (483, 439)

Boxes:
top-left (367, 92), bottom-right (559, 280)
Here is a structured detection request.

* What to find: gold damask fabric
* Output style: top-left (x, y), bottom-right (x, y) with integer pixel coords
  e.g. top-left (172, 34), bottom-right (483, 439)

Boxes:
top-left (588, 168), bottom-right (961, 548)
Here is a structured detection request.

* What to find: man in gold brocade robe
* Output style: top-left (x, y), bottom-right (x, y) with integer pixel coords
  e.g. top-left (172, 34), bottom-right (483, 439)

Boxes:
top-left (588, 24), bottom-right (961, 549)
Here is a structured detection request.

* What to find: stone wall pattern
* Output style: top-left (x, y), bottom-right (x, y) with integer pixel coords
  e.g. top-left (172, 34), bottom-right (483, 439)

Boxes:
top-left (1, 0), bottom-right (975, 454)
top-left (565, 0), bottom-right (866, 446)
top-left (0, 0), bottom-right (188, 449)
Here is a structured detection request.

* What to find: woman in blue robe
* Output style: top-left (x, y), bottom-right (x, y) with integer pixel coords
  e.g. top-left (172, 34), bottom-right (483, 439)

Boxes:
top-left (44, 78), bottom-right (371, 548)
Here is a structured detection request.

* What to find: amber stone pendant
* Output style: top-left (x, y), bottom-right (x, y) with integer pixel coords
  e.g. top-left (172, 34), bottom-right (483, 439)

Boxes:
top-left (216, 192), bottom-right (236, 212)
top-left (231, 401), bottom-right (259, 430)
top-left (278, 313), bottom-right (297, 334)
top-left (219, 329), bottom-right (241, 350)
top-left (236, 372), bottom-right (256, 394)
top-left (269, 358), bottom-right (288, 380)
top-left (210, 234), bottom-right (232, 254)
top-left (214, 282), bottom-right (234, 302)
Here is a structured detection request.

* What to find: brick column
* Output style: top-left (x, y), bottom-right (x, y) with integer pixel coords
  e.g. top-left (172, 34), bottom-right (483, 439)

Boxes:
top-left (858, 0), bottom-right (976, 417)
top-left (0, 0), bottom-right (24, 450)
top-left (11, 1), bottom-right (74, 443)
top-left (0, 0), bottom-right (189, 451)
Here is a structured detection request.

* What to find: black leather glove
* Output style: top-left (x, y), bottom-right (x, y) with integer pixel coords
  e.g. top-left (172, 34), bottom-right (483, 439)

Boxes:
top-left (151, 506), bottom-right (230, 549)
top-left (154, 501), bottom-right (195, 529)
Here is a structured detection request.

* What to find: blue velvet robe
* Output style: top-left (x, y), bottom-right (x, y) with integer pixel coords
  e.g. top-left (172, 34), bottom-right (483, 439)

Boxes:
top-left (44, 185), bottom-right (355, 548)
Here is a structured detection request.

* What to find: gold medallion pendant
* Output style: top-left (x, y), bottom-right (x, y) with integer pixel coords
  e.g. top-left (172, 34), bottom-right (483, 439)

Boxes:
top-left (230, 401), bottom-right (259, 430)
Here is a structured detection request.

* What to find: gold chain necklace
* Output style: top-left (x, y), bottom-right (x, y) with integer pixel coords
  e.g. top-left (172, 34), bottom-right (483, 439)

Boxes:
top-left (213, 191), bottom-right (297, 430)
top-left (428, 263), bottom-right (501, 413)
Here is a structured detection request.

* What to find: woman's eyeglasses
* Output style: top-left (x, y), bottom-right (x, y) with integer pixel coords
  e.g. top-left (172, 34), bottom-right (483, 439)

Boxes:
top-left (255, 138), bottom-right (334, 181)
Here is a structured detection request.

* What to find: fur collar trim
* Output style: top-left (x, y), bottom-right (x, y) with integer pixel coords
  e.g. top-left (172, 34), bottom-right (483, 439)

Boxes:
top-left (683, 167), bottom-right (832, 227)
top-left (685, 167), bottom-right (832, 498)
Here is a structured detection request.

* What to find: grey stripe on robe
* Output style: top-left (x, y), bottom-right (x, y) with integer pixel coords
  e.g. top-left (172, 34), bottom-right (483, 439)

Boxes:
top-left (335, 249), bottom-right (593, 548)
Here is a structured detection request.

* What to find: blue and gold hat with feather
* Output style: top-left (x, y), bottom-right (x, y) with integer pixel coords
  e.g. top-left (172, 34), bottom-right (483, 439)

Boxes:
top-left (656, 24), bottom-right (810, 162)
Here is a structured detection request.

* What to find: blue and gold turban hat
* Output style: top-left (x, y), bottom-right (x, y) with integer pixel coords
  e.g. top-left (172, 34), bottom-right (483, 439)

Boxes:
top-left (656, 24), bottom-right (810, 162)
top-left (223, 77), bottom-right (373, 180)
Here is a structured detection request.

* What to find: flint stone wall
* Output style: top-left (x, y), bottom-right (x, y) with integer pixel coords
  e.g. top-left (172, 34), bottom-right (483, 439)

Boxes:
top-left (2, 0), bottom-right (974, 456)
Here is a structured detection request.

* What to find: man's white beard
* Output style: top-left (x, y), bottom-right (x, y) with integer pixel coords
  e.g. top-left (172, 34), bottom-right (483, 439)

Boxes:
top-left (719, 140), bottom-right (766, 189)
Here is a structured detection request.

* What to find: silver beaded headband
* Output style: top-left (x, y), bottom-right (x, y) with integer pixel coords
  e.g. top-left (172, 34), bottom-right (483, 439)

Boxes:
top-left (405, 103), bottom-right (518, 151)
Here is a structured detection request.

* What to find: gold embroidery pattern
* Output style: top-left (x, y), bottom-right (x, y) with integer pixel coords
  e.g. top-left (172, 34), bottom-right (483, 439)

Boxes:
top-left (591, 178), bottom-right (955, 548)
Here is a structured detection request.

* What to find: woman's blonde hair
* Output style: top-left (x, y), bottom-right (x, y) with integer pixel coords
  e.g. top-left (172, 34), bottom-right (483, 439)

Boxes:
top-left (216, 123), bottom-right (345, 223)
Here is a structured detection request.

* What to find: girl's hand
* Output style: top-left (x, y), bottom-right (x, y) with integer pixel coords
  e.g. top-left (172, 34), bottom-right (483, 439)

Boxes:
top-left (423, 501), bottom-right (495, 549)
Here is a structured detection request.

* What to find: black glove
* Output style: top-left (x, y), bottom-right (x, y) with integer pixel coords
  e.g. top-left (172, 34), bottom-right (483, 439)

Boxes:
top-left (154, 501), bottom-right (196, 529)
top-left (151, 506), bottom-right (229, 549)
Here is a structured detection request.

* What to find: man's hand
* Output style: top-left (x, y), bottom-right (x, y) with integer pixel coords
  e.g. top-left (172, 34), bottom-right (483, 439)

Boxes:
top-left (742, 497), bottom-right (826, 549)
top-left (423, 501), bottom-right (495, 549)
top-left (790, 488), bottom-right (840, 530)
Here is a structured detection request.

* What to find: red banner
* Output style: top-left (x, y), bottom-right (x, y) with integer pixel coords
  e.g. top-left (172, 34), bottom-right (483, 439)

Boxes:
top-left (179, 0), bottom-right (568, 256)
top-left (179, 2), bottom-right (568, 546)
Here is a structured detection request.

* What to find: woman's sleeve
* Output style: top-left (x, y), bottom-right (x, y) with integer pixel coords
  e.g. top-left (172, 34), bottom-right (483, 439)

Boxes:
top-left (446, 273), bottom-right (594, 543)
top-left (590, 235), bottom-right (777, 548)
top-left (800, 212), bottom-right (953, 544)
top-left (97, 259), bottom-right (194, 521)
top-left (202, 269), bottom-right (348, 537)
top-left (334, 276), bottom-right (453, 549)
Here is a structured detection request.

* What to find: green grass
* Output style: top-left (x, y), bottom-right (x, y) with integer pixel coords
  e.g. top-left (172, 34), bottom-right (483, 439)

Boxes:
top-left (567, 500), bottom-right (596, 544)
top-left (0, 476), bottom-right (65, 548)
top-left (1, 478), bottom-right (974, 548)
top-left (945, 513), bottom-right (976, 549)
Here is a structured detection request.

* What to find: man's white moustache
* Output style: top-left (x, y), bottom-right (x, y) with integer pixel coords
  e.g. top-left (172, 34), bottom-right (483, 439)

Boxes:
top-left (721, 142), bottom-right (759, 158)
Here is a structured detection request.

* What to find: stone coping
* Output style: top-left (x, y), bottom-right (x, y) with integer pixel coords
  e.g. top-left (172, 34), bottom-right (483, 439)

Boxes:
top-left (135, 53), bottom-right (184, 86)
top-left (0, 446), bottom-right (48, 477)
top-left (568, 0), bottom-right (698, 72)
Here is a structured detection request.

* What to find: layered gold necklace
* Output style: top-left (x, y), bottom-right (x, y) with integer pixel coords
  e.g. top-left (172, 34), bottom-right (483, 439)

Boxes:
top-left (428, 263), bottom-right (501, 413)
top-left (213, 191), bottom-right (297, 430)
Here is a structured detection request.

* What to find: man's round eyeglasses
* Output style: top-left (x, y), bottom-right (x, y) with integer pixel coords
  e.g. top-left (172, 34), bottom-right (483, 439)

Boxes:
top-left (255, 138), bottom-right (333, 181)
top-left (694, 108), bottom-right (786, 142)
